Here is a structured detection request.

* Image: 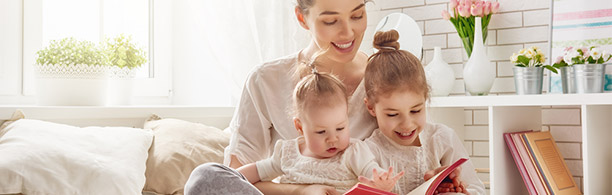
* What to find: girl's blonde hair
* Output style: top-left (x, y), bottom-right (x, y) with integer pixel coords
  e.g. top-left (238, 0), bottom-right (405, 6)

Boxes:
top-left (293, 70), bottom-right (348, 118)
top-left (364, 29), bottom-right (430, 104)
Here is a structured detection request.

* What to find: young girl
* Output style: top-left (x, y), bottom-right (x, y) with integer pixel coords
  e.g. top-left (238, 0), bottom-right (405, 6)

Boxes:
top-left (362, 30), bottom-right (486, 195)
top-left (237, 65), bottom-right (403, 193)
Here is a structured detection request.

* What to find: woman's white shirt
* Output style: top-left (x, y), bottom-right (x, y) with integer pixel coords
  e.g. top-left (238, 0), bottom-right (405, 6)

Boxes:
top-left (224, 53), bottom-right (377, 165)
top-left (364, 123), bottom-right (486, 195)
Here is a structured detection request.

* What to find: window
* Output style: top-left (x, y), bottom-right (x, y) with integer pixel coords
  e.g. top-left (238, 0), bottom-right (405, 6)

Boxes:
top-left (22, 0), bottom-right (170, 100)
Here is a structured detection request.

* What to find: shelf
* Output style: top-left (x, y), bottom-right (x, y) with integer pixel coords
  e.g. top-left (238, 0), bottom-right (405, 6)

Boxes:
top-left (430, 93), bottom-right (612, 107)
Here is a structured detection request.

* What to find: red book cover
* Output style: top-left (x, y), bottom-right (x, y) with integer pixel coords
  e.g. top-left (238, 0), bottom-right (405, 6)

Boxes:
top-left (345, 158), bottom-right (469, 195)
top-left (504, 131), bottom-right (537, 194)
top-left (344, 183), bottom-right (397, 195)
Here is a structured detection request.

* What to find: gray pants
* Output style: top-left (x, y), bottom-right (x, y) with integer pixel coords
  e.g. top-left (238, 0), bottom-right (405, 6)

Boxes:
top-left (184, 163), bottom-right (263, 195)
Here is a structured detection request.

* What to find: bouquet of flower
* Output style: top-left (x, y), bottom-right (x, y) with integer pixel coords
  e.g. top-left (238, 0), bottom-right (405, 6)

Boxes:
top-left (510, 46), bottom-right (558, 73)
top-left (552, 46), bottom-right (612, 68)
top-left (441, 0), bottom-right (500, 57)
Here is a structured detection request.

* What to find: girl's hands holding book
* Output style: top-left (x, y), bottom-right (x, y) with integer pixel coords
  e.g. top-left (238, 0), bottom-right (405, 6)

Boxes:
top-left (424, 166), bottom-right (470, 195)
top-left (358, 166), bottom-right (405, 192)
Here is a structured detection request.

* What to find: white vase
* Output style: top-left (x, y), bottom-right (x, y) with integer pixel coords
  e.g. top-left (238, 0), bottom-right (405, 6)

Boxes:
top-left (425, 47), bottom-right (455, 96)
top-left (463, 17), bottom-right (495, 96)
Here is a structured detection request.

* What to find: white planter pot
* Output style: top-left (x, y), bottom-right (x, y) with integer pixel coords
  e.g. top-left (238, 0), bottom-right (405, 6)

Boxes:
top-left (107, 66), bottom-right (137, 105)
top-left (35, 64), bottom-right (108, 106)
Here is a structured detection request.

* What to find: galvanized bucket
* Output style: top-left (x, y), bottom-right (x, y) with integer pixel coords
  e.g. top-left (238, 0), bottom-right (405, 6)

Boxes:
top-left (573, 64), bottom-right (607, 93)
top-left (513, 66), bottom-right (543, 95)
top-left (560, 66), bottom-right (575, 94)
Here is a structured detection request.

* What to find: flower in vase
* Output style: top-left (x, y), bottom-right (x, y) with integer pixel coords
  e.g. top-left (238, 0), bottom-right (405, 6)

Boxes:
top-left (553, 46), bottom-right (612, 68)
top-left (510, 46), bottom-right (558, 73)
top-left (442, 0), bottom-right (500, 57)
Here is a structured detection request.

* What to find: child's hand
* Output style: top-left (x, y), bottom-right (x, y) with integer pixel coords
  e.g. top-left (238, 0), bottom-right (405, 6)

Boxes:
top-left (426, 166), bottom-right (470, 195)
top-left (433, 181), bottom-right (470, 195)
top-left (358, 167), bottom-right (405, 192)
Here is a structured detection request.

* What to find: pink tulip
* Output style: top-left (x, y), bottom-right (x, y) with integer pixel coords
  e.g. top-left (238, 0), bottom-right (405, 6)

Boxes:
top-left (450, 0), bottom-right (458, 9)
top-left (483, 1), bottom-right (491, 15)
top-left (458, 4), bottom-right (471, 17)
top-left (491, 2), bottom-right (500, 13)
top-left (442, 10), bottom-right (451, 20)
top-left (470, 2), bottom-right (483, 17)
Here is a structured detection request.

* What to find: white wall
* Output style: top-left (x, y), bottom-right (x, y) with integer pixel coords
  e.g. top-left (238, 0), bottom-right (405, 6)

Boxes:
top-left (365, 0), bottom-right (583, 192)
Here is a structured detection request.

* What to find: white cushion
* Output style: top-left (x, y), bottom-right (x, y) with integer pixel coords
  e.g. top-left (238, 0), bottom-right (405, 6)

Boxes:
top-left (0, 119), bottom-right (153, 195)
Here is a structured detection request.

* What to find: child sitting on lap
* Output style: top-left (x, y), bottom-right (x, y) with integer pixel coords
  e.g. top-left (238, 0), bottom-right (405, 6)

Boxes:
top-left (237, 59), bottom-right (403, 193)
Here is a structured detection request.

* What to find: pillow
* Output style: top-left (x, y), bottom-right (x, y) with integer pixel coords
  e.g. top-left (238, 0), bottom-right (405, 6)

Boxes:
top-left (142, 115), bottom-right (230, 195)
top-left (0, 115), bottom-right (153, 195)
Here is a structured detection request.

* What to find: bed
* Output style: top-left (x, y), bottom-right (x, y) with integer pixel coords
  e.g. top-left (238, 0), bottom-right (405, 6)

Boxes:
top-left (0, 107), bottom-right (234, 195)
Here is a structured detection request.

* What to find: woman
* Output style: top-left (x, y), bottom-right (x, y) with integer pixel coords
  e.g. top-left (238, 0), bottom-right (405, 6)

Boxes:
top-left (185, 0), bottom-right (376, 194)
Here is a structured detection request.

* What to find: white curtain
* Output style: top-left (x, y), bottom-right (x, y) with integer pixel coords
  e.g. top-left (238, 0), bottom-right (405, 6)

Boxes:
top-left (171, 0), bottom-right (309, 106)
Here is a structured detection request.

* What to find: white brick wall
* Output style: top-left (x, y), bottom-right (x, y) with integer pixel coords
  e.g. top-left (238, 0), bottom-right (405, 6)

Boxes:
top-left (365, 1), bottom-right (583, 193)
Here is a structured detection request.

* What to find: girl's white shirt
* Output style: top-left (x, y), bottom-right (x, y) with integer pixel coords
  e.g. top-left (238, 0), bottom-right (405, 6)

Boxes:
top-left (254, 137), bottom-right (382, 193)
top-left (224, 53), bottom-right (377, 165)
top-left (364, 123), bottom-right (486, 195)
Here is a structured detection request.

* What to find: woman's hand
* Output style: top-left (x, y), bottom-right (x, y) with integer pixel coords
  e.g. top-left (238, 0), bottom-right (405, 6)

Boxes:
top-left (358, 167), bottom-right (405, 192)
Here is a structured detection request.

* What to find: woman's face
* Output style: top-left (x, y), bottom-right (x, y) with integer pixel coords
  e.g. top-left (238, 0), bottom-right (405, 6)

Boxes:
top-left (299, 0), bottom-right (367, 63)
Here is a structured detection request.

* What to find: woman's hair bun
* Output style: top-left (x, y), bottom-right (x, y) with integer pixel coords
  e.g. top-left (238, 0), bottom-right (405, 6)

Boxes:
top-left (373, 30), bottom-right (400, 52)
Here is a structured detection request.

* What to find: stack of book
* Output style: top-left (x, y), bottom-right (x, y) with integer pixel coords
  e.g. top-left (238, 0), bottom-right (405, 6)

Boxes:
top-left (504, 131), bottom-right (581, 195)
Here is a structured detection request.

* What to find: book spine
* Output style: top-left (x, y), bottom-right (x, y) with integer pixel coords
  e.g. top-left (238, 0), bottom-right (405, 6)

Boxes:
top-left (522, 134), bottom-right (555, 195)
top-left (504, 133), bottom-right (537, 195)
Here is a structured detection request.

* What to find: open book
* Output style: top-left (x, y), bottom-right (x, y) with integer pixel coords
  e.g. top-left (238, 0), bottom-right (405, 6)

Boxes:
top-left (344, 158), bottom-right (468, 195)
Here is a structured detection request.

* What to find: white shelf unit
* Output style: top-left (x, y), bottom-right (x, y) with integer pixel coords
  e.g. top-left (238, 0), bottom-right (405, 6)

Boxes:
top-left (428, 93), bottom-right (612, 195)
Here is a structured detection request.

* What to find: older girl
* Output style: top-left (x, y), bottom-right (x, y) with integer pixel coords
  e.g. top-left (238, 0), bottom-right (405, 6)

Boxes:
top-left (362, 30), bottom-right (486, 195)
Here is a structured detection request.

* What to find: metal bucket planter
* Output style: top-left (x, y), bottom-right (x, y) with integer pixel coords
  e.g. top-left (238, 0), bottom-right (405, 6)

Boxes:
top-left (573, 64), bottom-right (607, 93)
top-left (513, 66), bottom-right (543, 95)
top-left (560, 66), bottom-right (575, 94)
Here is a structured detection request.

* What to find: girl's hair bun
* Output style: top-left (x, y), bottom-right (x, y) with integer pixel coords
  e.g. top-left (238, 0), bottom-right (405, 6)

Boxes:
top-left (373, 30), bottom-right (400, 52)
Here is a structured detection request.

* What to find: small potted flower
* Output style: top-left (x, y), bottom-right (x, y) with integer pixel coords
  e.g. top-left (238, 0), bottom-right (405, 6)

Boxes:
top-left (35, 37), bottom-right (108, 106)
top-left (510, 46), bottom-right (557, 95)
top-left (552, 46), bottom-right (611, 93)
top-left (103, 34), bottom-right (147, 105)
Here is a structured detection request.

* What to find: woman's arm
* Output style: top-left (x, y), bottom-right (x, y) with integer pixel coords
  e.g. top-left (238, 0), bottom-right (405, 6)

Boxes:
top-left (229, 154), bottom-right (244, 169)
top-left (236, 163), bottom-right (261, 184)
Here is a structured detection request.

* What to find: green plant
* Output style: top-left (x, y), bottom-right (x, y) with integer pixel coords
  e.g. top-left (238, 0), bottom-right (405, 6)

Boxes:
top-left (510, 46), bottom-right (558, 74)
top-left (552, 46), bottom-right (612, 69)
top-left (103, 34), bottom-right (147, 69)
top-left (36, 37), bottom-right (106, 66)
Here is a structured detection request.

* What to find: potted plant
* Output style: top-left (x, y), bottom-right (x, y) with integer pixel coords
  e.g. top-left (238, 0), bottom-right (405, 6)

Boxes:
top-left (510, 46), bottom-right (557, 95)
top-left (552, 46), bottom-right (611, 93)
top-left (35, 37), bottom-right (108, 106)
top-left (103, 34), bottom-right (147, 105)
